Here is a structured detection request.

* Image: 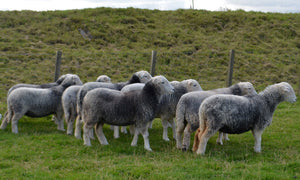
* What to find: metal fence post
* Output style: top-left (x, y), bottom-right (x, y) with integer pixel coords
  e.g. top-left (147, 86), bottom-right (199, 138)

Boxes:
top-left (227, 49), bottom-right (235, 87)
top-left (54, 50), bottom-right (62, 82)
top-left (150, 50), bottom-right (157, 77)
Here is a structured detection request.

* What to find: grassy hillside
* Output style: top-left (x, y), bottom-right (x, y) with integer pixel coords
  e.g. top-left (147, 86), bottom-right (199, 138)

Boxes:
top-left (0, 8), bottom-right (299, 179)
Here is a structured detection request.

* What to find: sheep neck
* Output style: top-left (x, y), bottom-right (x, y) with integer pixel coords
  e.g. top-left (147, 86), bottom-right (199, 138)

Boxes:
top-left (141, 82), bottom-right (160, 115)
top-left (259, 85), bottom-right (284, 114)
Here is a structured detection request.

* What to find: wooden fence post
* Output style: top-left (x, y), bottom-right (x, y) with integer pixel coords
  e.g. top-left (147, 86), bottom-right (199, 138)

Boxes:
top-left (227, 49), bottom-right (235, 87)
top-left (54, 50), bottom-right (62, 82)
top-left (298, 74), bottom-right (300, 96)
top-left (150, 50), bottom-right (157, 77)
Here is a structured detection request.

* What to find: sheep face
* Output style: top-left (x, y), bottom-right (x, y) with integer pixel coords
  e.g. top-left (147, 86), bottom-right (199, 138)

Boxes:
top-left (278, 82), bottom-right (297, 103)
top-left (61, 75), bottom-right (83, 87)
top-left (96, 75), bottom-right (111, 83)
top-left (152, 76), bottom-right (174, 95)
top-left (237, 82), bottom-right (257, 96)
top-left (135, 70), bottom-right (152, 83)
top-left (182, 79), bottom-right (202, 92)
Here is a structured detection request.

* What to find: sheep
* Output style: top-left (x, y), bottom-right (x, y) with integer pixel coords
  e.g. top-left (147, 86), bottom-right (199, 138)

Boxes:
top-left (62, 75), bottom-right (111, 135)
top-left (5, 74), bottom-right (78, 125)
top-left (0, 74), bottom-right (83, 134)
top-left (81, 75), bottom-right (174, 151)
top-left (74, 70), bottom-right (152, 139)
top-left (96, 75), bottom-right (111, 83)
top-left (119, 79), bottom-right (202, 141)
top-left (193, 82), bottom-right (297, 155)
top-left (176, 82), bottom-right (257, 151)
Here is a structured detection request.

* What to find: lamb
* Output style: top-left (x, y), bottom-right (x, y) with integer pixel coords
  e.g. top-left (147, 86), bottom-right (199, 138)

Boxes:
top-left (62, 75), bottom-right (111, 135)
top-left (193, 82), bottom-right (297, 155)
top-left (0, 74), bottom-right (83, 134)
top-left (74, 70), bottom-right (152, 139)
top-left (176, 82), bottom-right (257, 151)
top-left (119, 79), bottom-right (202, 141)
top-left (81, 75), bottom-right (174, 151)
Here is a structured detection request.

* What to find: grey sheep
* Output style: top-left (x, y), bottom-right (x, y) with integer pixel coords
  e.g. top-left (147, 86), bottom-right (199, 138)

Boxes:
top-left (74, 70), bottom-right (152, 139)
top-left (193, 82), bottom-right (297, 155)
top-left (62, 75), bottom-right (111, 135)
top-left (176, 82), bottom-right (257, 151)
top-left (0, 74), bottom-right (83, 133)
top-left (118, 79), bottom-right (202, 141)
top-left (81, 75), bottom-right (174, 151)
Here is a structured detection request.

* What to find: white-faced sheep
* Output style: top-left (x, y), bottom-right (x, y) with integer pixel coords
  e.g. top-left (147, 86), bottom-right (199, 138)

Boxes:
top-left (74, 70), bottom-right (152, 139)
top-left (96, 75), bottom-right (111, 83)
top-left (0, 74), bottom-right (83, 134)
top-left (62, 75), bottom-right (111, 135)
top-left (119, 79), bottom-right (202, 141)
top-left (5, 74), bottom-right (78, 125)
top-left (176, 82), bottom-right (257, 151)
top-left (82, 75), bottom-right (174, 151)
top-left (193, 82), bottom-right (297, 155)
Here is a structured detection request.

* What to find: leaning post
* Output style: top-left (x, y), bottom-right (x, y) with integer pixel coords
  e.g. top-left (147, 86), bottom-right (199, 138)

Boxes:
top-left (227, 49), bottom-right (235, 87)
top-left (54, 50), bottom-right (62, 82)
top-left (150, 50), bottom-right (157, 77)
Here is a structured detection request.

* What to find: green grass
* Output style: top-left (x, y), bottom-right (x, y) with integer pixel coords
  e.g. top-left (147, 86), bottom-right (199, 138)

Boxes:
top-left (0, 7), bottom-right (299, 179)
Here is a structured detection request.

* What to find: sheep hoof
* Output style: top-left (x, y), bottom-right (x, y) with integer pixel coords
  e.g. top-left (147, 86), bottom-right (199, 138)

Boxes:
top-left (163, 138), bottom-right (170, 142)
top-left (181, 147), bottom-right (187, 152)
top-left (145, 147), bottom-right (152, 151)
top-left (84, 143), bottom-right (91, 147)
top-left (254, 148), bottom-right (261, 153)
top-left (131, 143), bottom-right (137, 147)
top-left (216, 141), bottom-right (223, 145)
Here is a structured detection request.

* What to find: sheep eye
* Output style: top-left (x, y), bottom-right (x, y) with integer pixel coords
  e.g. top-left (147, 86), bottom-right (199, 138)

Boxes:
top-left (161, 82), bottom-right (165, 84)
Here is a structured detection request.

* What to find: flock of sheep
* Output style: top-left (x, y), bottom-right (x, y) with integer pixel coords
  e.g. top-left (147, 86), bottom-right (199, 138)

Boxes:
top-left (0, 70), bottom-right (297, 155)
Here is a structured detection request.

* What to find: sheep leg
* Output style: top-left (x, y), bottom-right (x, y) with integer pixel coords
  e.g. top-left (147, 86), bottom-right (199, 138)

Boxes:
top-left (74, 116), bottom-right (82, 139)
top-left (252, 128), bottom-right (264, 153)
top-left (192, 128), bottom-right (201, 152)
top-left (89, 129), bottom-right (95, 139)
top-left (223, 133), bottom-right (230, 141)
top-left (196, 128), bottom-right (217, 155)
top-left (182, 124), bottom-right (192, 151)
top-left (67, 121), bottom-right (74, 135)
top-left (148, 121), bottom-right (153, 129)
top-left (56, 112), bottom-right (65, 132)
top-left (95, 123), bottom-right (109, 145)
top-left (139, 127), bottom-right (152, 151)
top-left (113, 126), bottom-right (120, 139)
top-left (0, 112), bottom-right (10, 130)
top-left (175, 121), bottom-right (185, 149)
top-left (11, 113), bottom-right (24, 134)
top-left (121, 126), bottom-right (127, 134)
top-left (216, 132), bottom-right (224, 145)
top-left (170, 118), bottom-right (176, 140)
top-left (131, 128), bottom-right (139, 147)
top-left (129, 125), bottom-right (135, 135)
top-left (110, 125), bottom-right (114, 131)
top-left (83, 123), bottom-right (93, 146)
top-left (162, 118), bottom-right (170, 141)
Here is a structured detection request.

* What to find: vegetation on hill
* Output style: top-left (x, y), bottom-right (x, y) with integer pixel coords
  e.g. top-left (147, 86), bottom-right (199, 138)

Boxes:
top-left (0, 8), bottom-right (299, 179)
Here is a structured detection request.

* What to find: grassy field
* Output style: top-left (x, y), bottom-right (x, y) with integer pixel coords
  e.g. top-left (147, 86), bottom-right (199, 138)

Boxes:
top-left (0, 7), bottom-right (299, 179)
